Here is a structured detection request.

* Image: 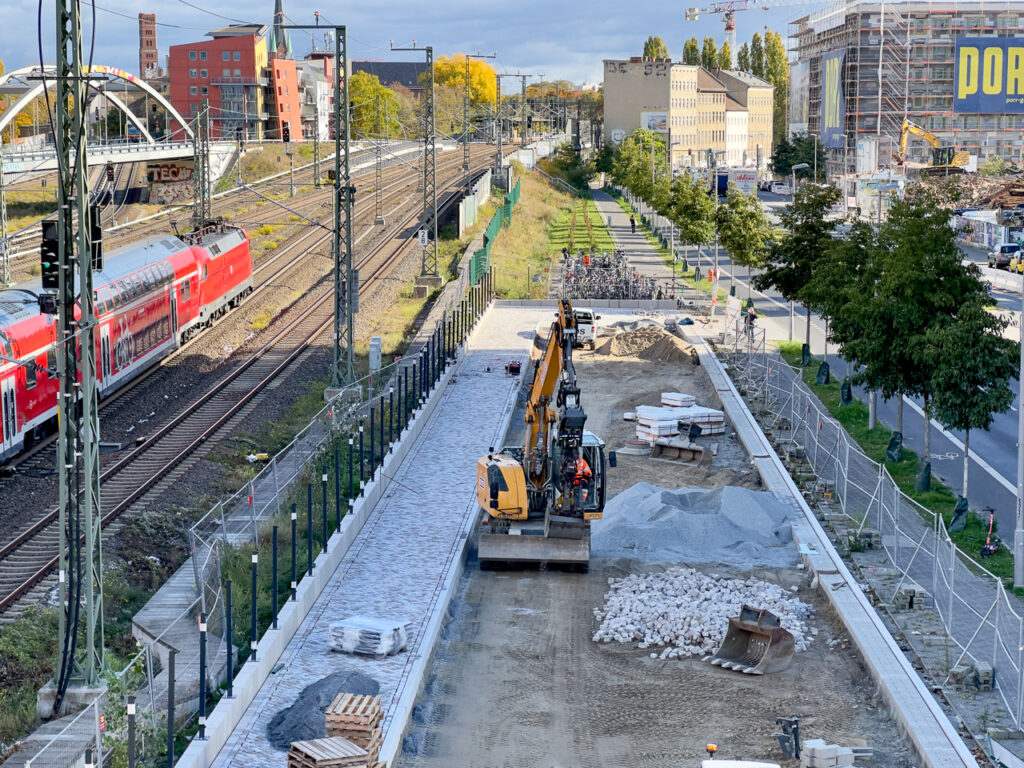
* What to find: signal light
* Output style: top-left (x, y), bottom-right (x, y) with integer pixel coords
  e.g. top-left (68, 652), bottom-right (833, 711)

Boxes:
top-left (105, 164), bottom-right (114, 182)
top-left (282, 123), bottom-right (291, 143)
top-left (41, 220), bottom-right (59, 290)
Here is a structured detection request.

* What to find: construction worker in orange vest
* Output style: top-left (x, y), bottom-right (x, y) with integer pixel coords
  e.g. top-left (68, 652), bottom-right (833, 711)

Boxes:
top-left (573, 454), bottom-right (593, 506)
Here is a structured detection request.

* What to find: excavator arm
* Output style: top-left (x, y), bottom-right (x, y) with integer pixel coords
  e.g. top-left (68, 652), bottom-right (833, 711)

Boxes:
top-left (898, 119), bottom-right (942, 163)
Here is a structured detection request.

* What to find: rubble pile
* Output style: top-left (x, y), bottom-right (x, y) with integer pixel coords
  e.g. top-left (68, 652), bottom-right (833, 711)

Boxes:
top-left (593, 567), bottom-right (814, 660)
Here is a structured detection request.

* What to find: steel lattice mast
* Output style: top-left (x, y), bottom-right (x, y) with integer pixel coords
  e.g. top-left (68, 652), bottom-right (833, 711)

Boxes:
top-left (53, 0), bottom-right (103, 708)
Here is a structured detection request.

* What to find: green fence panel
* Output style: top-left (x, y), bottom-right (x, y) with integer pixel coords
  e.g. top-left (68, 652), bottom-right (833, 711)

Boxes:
top-left (470, 249), bottom-right (489, 285)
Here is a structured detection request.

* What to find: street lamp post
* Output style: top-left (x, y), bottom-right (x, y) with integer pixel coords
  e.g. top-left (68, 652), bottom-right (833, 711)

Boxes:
top-left (812, 133), bottom-right (818, 181)
top-left (791, 163), bottom-right (810, 353)
top-left (1016, 283), bottom-right (1024, 587)
top-left (791, 162), bottom-right (809, 198)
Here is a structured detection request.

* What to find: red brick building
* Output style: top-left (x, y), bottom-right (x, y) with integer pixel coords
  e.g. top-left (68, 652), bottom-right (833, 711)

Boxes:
top-left (167, 24), bottom-right (301, 142)
top-left (138, 13), bottom-right (160, 80)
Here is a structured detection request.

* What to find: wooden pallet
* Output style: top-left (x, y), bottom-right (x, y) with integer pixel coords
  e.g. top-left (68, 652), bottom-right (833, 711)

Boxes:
top-left (287, 736), bottom-right (368, 768)
top-left (326, 694), bottom-right (382, 726)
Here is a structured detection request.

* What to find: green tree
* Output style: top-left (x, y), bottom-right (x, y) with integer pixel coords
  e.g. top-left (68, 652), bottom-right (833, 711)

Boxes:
top-left (718, 41), bottom-right (733, 70)
top-left (716, 187), bottom-right (773, 298)
top-left (753, 183), bottom-right (840, 347)
top-left (539, 142), bottom-right (594, 191)
top-left (643, 35), bottom-right (670, 59)
top-left (701, 37), bottom-right (719, 71)
top-left (870, 189), bottom-right (991, 477)
top-left (771, 133), bottom-right (824, 180)
top-left (979, 155), bottom-right (1006, 176)
top-left (683, 37), bottom-right (701, 66)
top-left (929, 304), bottom-right (1016, 498)
top-left (594, 144), bottom-right (615, 173)
top-left (348, 71), bottom-right (403, 138)
top-left (667, 171), bottom-right (716, 274)
top-left (736, 43), bottom-right (750, 72)
top-left (750, 33), bottom-right (765, 78)
top-left (764, 30), bottom-right (789, 148)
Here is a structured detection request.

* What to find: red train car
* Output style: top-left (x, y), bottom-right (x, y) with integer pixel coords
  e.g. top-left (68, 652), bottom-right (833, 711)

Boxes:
top-left (0, 222), bottom-right (251, 461)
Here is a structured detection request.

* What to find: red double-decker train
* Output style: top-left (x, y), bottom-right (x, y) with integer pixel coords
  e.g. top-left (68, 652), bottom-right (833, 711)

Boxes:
top-left (0, 222), bottom-right (252, 461)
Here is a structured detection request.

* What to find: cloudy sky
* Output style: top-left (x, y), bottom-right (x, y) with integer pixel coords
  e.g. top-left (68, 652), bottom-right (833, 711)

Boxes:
top-left (4, 0), bottom-right (828, 84)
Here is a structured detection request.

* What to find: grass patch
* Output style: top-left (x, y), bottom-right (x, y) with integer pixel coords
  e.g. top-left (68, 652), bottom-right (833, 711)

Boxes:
top-left (775, 341), bottom-right (1018, 586)
top-left (486, 171), bottom-right (575, 299)
top-left (250, 310), bottom-right (273, 331)
top-left (0, 608), bottom-right (59, 745)
top-left (7, 188), bottom-right (59, 231)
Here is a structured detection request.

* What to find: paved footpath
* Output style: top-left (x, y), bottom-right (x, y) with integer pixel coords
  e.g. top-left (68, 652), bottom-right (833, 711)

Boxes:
top-left (211, 306), bottom-right (550, 768)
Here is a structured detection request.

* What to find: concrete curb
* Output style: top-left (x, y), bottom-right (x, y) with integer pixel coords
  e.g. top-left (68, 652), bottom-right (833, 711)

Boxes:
top-left (687, 333), bottom-right (976, 768)
top-left (176, 304), bottom-right (497, 768)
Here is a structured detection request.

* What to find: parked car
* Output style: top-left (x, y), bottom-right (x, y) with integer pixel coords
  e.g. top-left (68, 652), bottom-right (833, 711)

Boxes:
top-left (990, 242), bottom-right (1021, 270)
top-left (770, 182), bottom-right (792, 195)
top-left (573, 307), bottom-right (600, 350)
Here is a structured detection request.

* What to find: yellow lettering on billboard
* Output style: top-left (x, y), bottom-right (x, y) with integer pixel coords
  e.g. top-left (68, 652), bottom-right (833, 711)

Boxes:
top-left (984, 47), bottom-right (1003, 94)
top-left (1009, 47), bottom-right (1024, 95)
top-left (958, 46), bottom-right (979, 99)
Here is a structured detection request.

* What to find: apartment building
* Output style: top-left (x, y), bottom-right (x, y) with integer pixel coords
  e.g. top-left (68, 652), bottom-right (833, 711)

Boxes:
top-left (790, 0), bottom-right (1024, 171)
top-left (604, 57), bottom-right (773, 170)
top-left (168, 24), bottom-right (302, 140)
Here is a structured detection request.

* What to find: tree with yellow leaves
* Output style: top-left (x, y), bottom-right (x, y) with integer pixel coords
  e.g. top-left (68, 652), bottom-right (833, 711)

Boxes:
top-left (432, 55), bottom-right (497, 105)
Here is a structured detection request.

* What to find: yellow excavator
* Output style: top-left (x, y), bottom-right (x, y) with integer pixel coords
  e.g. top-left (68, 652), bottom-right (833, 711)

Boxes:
top-left (897, 119), bottom-right (970, 175)
top-left (475, 299), bottom-right (606, 569)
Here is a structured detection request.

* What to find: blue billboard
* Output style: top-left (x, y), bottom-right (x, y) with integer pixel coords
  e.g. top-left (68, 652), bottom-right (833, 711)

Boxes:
top-left (820, 49), bottom-right (845, 148)
top-left (955, 37), bottom-right (1024, 113)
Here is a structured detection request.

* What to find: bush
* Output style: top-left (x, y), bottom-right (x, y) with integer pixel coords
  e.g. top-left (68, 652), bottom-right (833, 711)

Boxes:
top-left (538, 143), bottom-right (594, 192)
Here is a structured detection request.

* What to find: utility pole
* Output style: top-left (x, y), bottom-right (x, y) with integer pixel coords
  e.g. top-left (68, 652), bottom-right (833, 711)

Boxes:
top-left (392, 42), bottom-right (439, 280)
top-left (461, 51), bottom-right (496, 191)
top-left (192, 99), bottom-right (211, 228)
top-left (373, 93), bottom-right (385, 226)
top-left (53, 0), bottom-right (104, 706)
top-left (494, 76), bottom-right (503, 177)
top-left (290, 21), bottom-right (353, 388)
top-left (0, 146), bottom-right (8, 286)
top-left (313, 97), bottom-right (321, 187)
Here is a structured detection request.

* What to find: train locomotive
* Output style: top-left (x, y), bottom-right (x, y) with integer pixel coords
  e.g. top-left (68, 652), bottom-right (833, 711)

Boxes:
top-left (0, 221), bottom-right (252, 461)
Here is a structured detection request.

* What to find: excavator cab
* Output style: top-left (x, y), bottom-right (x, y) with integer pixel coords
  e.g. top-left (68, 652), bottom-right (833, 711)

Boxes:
top-left (550, 431), bottom-right (606, 520)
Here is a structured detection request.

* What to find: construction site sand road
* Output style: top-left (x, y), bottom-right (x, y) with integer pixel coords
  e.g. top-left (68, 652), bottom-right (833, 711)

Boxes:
top-left (395, 320), bottom-right (915, 768)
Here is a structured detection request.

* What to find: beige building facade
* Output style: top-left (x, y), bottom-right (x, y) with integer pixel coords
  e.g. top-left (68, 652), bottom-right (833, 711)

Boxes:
top-left (604, 57), bottom-right (774, 170)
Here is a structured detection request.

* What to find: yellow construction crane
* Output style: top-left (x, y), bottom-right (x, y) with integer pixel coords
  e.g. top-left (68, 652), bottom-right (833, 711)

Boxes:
top-left (475, 299), bottom-right (607, 569)
top-left (897, 119), bottom-right (970, 173)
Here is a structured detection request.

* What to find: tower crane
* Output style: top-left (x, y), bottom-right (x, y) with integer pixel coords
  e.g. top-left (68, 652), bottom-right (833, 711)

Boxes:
top-left (685, 0), bottom-right (812, 57)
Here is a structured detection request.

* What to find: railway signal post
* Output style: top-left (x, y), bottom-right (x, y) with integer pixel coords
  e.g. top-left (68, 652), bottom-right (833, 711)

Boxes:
top-left (50, 0), bottom-right (105, 711)
top-left (391, 42), bottom-right (440, 284)
top-left (290, 21), bottom-right (354, 389)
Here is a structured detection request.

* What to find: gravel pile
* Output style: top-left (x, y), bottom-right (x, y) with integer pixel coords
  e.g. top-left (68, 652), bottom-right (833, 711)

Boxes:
top-left (591, 483), bottom-right (797, 566)
top-left (593, 567), bottom-right (814, 659)
top-left (266, 670), bottom-right (380, 750)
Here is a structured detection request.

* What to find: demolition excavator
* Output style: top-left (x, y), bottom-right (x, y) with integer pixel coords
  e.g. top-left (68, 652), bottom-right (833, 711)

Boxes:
top-left (476, 299), bottom-right (606, 569)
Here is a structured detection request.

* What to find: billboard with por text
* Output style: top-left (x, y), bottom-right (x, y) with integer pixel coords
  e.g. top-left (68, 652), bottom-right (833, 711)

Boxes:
top-left (955, 37), bottom-right (1024, 113)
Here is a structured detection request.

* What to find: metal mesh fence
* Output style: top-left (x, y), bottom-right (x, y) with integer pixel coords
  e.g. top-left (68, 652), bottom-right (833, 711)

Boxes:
top-left (726, 337), bottom-right (1024, 727)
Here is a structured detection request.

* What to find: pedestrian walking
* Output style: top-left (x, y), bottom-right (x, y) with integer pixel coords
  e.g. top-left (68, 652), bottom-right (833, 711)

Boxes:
top-left (630, 214), bottom-right (636, 234)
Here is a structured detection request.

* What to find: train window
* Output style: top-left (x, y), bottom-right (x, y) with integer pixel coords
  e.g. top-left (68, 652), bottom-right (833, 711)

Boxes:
top-left (117, 280), bottom-right (130, 303)
top-left (203, 266), bottom-right (208, 279)
top-left (143, 268), bottom-right (156, 290)
top-left (181, 281), bottom-right (190, 302)
top-left (25, 361), bottom-right (36, 390)
top-left (46, 349), bottom-right (55, 375)
top-left (130, 275), bottom-right (143, 297)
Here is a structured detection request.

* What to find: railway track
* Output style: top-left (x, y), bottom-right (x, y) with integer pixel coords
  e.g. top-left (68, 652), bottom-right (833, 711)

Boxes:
top-left (0, 151), bottom-right (500, 617)
top-left (5, 145), bottom-right (480, 470)
top-left (2, 141), bottom-right (426, 273)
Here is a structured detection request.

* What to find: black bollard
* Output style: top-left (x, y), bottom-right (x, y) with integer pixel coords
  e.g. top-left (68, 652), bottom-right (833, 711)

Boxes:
top-left (250, 552), bottom-right (258, 661)
top-left (225, 579), bottom-right (234, 697)
top-left (272, 526), bottom-right (279, 629)
top-left (290, 504), bottom-right (297, 601)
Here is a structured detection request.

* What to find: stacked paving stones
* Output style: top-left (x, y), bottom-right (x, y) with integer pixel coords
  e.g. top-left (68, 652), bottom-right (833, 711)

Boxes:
top-left (800, 739), bottom-right (872, 768)
top-left (325, 694), bottom-right (384, 764)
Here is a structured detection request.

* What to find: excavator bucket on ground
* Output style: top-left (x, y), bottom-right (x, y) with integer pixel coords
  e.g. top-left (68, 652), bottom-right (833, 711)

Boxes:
top-left (707, 605), bottom-right (795, 675)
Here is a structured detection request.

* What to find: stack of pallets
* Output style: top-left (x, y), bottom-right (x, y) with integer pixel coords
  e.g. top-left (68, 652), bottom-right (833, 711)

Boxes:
top-left (325, 694), bottom-right (384, 766)
top-left (287, 737), bottom-right (368, 768)
top-left (327, 616), bottom-right (412, 658)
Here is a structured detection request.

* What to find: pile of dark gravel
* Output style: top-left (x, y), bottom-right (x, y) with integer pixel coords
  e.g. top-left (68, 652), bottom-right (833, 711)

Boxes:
top-left (265, 670), bottom-right (380, 751)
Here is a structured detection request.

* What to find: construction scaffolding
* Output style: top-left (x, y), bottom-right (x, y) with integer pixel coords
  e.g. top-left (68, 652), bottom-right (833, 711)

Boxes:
top-left (790, 0), bottom-right (1024, 175)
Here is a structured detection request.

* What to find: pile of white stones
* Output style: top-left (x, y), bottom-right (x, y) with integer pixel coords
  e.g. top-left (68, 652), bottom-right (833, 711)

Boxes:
top-left (593, 567), bottom-right (814, 660)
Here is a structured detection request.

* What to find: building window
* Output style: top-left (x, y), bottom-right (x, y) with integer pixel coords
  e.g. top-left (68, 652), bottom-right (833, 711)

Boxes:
top-left (223, 68), bottom-right (231, 77)
top-left (278, 85), bottom-right (282, 95)
top-left (201, 86), bottom-right (208, 95)
top-left (190, 86), bottom-right (197, 95)
top-left (200, 69), bottom-right (207, 78)
top-left (199, 50), bottom-right (207, 61)
top-left (223, 51), bottom-right (230, 61)
top-left (233, 51), bottom-right (241, 61)
top-left (233, 69), bottom-right (241, 77)
top-left (189, 51), bottom-right (196, 61)
top-left (189, 68), bottom-right (197, 78)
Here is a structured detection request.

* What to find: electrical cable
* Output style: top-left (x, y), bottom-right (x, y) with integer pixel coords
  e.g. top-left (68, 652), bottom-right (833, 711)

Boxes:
top-left (80, 0), bottom-right (209, 30)
top-left (174, 0), bottom-right (256, 25)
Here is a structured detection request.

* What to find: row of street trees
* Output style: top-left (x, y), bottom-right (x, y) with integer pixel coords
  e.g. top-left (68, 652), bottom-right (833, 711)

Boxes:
top-left (608, 128), bottom-right (1017, 497)
top-left (609, 129), bottom-right (773, 296)
top-left (755, 183), bottom-right (1017, 495)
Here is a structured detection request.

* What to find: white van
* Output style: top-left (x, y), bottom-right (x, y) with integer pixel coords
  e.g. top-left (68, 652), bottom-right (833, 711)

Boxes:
top-left (770, 182), bottom-right (792, 195)
top-left (573, 307), bottom-right (600, 349)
